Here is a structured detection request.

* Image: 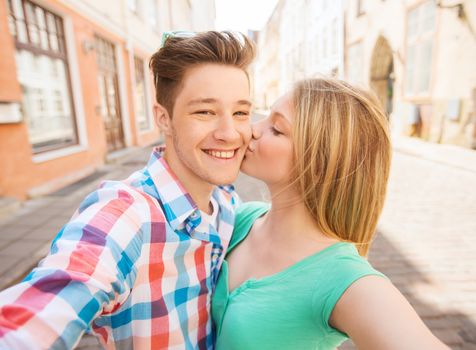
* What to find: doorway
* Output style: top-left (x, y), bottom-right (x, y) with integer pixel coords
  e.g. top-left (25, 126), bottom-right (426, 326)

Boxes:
top-left (95, 35), bottom-right (125, 152)
top-left (370, 36), bottom-right (394, 117)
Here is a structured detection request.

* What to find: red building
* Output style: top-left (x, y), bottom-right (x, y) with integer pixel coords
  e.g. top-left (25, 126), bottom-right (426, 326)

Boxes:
top-left (0, 0), bottom-right (215, 200)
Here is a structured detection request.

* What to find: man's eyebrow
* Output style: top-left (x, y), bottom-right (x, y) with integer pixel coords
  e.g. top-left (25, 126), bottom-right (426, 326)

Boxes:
top-left (186, 98), bottom-right (253, 107)
top-left (187, 98), bottom-right (217, 106)
top-left (236, 100), bottom-right (253, 107)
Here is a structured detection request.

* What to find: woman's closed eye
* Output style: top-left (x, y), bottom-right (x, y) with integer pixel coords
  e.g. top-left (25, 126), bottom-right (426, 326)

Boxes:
top-left (270, 126), bottom-right (283, 136)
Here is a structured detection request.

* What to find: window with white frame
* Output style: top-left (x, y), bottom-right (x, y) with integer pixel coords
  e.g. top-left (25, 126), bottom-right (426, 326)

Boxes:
top-left (405, 0), bottom-right (436, 95)
top-left (7, 0), bottom-right (78, 153)
top-left (347, 41), bottom-right (364, 84)
top-left (134, 56), bottom-right (150, 131)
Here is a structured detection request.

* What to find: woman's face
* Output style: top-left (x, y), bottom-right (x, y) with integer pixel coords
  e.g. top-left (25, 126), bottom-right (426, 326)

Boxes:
top-left (241, 93), bottom-right (294, 187)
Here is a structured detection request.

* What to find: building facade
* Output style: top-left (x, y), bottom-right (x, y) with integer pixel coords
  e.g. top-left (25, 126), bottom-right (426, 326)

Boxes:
top-left (0, 0), bottom-right (215, 200)
top-left (253, 1), bottom-right (283, 110)
top-left (345, 0), bottom-right (476, 148)
top-left (254, 0), bottom-right (345, 110)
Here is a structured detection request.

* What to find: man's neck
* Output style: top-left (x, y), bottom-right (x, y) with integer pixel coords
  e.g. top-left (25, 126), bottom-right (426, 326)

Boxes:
top-left (163, 151), bottom-right (215, 214)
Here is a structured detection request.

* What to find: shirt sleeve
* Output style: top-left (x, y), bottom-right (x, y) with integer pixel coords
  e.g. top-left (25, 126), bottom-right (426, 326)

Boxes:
top-left (0, 184), bottom-right (147, 349)
top-left (311, 252), bottom-right (387, 336)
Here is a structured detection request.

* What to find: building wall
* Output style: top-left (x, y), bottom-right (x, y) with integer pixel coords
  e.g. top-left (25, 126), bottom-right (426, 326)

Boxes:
top-left (254, 0), bottom-right (345, 110)
top-left (0, 1), bottom-right (22, 103)
top-left (191, 0), bottom-right (216, 31)
top-left (253, 0), bottom-right (283, 110)
top-left (431, 0), bottom-right (476, 145)
top-left (1, 0), bottom-right (109, 199)
top-left (345, 0), bottom-right (476, 148)
top-left (0, 0), bottom-right (215, 199)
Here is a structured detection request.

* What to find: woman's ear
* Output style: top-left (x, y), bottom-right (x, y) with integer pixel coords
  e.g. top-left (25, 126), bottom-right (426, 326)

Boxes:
top-left (154, 103), bottom-right (172, 136)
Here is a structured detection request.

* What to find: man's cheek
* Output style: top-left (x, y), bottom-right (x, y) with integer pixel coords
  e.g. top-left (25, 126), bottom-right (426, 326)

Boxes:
top-left (240, 124), bottom-right (253, 143)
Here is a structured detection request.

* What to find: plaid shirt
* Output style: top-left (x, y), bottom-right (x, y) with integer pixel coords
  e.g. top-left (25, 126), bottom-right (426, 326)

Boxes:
top-left (0, 148), bottom-right (239, 350)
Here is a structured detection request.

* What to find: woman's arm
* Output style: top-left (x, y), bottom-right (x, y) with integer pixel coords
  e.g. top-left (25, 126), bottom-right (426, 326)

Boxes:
top-left (329, 275), bottom-right (449, 350)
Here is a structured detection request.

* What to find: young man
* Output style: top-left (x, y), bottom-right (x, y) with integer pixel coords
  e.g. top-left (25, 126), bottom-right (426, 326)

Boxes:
top-left (0, 31), bottom-right (255, 349)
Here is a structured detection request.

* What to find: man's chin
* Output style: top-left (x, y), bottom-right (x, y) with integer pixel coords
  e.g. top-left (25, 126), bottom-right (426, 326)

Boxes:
top-left (206, 172), bottom-right (240, 186)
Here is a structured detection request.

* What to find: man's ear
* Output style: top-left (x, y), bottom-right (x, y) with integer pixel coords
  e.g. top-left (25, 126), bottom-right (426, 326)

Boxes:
top-left (154, 103), bottom-right (172, 136)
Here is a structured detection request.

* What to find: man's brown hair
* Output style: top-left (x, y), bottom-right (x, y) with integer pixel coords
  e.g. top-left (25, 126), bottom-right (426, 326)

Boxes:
top-left (149, 31), bottom-right (256, 115)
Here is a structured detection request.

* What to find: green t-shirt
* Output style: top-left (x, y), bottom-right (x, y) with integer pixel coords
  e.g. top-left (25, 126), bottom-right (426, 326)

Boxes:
top-left (212, 202), bottom-right (386, 350)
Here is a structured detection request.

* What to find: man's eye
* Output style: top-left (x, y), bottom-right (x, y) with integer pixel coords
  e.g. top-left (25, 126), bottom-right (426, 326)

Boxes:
top-left (195, 110), bottom-right (214, 115)
top-left (234, 111), bottom-right (250, 117)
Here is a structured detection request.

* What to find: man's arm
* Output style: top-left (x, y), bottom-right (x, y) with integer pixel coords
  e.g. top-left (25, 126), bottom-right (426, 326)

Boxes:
top-left (0, 186), bottom-right (144, 349)
top-left (329, 275), bottom-right (449, 350)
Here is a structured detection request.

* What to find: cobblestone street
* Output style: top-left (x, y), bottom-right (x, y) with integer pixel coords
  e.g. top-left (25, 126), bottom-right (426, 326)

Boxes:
top-left (0, 140), bottom-right (475, 349)
top-left (340, 150), bottom-right (476, 349)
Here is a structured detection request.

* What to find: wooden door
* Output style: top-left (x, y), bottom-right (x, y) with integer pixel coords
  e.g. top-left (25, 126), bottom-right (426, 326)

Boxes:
top-left (95, 35), bottom-right (125, 152)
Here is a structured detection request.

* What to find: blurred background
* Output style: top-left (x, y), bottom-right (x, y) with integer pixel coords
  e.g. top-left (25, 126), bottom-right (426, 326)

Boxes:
top-left (0, 0), bottom-right (475, 201)
top-left (0, 0), bottom-right (475, 349)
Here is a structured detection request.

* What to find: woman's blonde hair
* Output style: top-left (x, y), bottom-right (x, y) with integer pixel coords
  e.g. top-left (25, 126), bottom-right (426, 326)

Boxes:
top-left (291, 78), bottom-right (392, 256)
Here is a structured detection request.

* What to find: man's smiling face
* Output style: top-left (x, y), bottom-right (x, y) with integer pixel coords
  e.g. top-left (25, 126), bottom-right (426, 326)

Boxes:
top-left (164, 63), bottom-right (252, 186)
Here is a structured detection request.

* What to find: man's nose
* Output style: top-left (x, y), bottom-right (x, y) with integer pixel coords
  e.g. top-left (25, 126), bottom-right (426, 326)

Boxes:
top-left (214, 115), bottom-right (241, 142)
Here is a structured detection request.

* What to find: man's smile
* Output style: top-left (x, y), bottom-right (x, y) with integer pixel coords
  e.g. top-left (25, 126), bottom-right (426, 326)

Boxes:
top-left (203, 148), bottom-right (240, 160)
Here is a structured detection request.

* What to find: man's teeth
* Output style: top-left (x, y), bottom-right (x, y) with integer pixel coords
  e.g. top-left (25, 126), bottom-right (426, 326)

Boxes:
top-left (206, 150), bottom-right (235, 159)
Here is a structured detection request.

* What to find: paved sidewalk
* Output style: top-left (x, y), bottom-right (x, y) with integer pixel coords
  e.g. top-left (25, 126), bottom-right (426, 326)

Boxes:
top-left (0, 148), bottom-right (153, 289)
top-left (392, 135), bottom-right (476, 173)
top-left (0, 137), bottom-right (475, 349)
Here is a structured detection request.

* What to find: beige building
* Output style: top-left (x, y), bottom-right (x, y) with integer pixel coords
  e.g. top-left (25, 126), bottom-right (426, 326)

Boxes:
top-left (345, 0), bottom-right (476, 148)
top-left (253, 1), bottom-right (283, 109)
top-left (253, 0), bottom-right (345, 110)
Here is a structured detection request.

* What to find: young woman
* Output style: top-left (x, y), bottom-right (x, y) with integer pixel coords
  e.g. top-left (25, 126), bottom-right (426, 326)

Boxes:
top-left (212, 78), bottom-right (448, 349)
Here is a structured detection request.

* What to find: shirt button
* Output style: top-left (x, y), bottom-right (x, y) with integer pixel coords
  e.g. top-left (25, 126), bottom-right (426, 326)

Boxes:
top-left (190, 211), bottom-right (199, 219)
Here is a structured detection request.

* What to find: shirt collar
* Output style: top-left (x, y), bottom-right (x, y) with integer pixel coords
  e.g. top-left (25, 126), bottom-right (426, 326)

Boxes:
top-left (146, 146), bottom-right (199, 231)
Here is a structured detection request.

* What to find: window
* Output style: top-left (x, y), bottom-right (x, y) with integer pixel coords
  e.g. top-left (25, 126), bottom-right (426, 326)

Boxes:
top-left (7, 0), bottom-right (78, 153)
top-left (347, 42), bottom-right (364, 84)
top-left (405, 0), bottom-right (436, 95)
top-left (134, 57), bottom-right (150, 131)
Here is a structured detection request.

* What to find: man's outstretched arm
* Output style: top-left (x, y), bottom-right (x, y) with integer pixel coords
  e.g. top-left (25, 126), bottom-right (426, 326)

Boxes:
top-left (0, 185), bottom-right (144, 349)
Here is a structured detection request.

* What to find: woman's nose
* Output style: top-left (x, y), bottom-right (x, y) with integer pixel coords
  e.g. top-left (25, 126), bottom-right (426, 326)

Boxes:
top-left (251, 123), bottom-right (262, 139)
